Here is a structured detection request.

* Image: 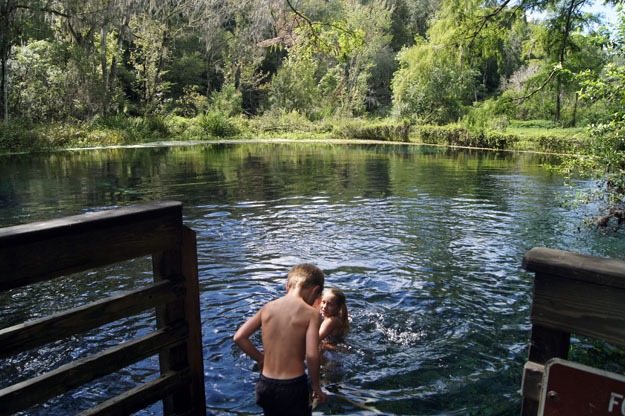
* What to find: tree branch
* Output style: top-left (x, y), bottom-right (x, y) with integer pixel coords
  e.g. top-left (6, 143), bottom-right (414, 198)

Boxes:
top-left (511, 64), bottom-right (561, 102)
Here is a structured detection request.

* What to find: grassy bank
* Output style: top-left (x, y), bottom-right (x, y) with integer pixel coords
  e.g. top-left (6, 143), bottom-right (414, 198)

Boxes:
top-left (0, 114), bottom-right (591, 155)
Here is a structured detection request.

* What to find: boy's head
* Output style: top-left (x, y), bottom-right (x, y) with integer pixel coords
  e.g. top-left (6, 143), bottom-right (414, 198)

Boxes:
top-left (287, 263), bottom-right (324, 292)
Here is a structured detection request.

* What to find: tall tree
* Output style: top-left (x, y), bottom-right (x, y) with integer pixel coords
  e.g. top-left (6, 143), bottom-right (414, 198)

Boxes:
top-left (0, 0), bottom-right (17, 123)
top-left (269, 0), bottom-right (393, 118)
top-left (391, 0), bottom-right (520, 123)
top-left (0, 0), bottom-right (51, 123)
top-left (540, 0), bottom-right (598, 122)
top-left (574, 5), bottom-right (625, 226)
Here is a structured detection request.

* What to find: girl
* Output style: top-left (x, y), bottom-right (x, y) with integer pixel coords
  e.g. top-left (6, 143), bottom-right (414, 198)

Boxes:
top-left (318, 288), bottom-right (349, 344)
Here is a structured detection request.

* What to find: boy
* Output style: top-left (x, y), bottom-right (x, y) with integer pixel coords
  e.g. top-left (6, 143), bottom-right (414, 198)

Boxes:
top-left (234, 263), bottom-right (328, 415)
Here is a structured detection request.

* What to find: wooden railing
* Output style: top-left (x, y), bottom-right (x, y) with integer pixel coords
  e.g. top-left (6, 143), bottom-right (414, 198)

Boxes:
top-left (0, 201), bottom-right (206, 416)
top-left (520, 247), bottom-right (625, 415)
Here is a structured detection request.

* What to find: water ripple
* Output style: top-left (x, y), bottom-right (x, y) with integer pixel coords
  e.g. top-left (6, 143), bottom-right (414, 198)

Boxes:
top-left (2, 144), bottom-right (624, 415)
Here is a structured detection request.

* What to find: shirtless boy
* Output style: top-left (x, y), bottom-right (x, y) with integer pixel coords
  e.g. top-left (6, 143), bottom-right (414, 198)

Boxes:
top-left (233, 264), bottom-right (328, 415)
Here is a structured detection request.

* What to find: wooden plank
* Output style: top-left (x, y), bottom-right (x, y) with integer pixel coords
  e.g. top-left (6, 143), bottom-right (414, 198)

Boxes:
top-left (526, 324), bottom-right (570, 364)
top-left (523, 247), bottom-right (625, 289)
top-left (531, 273), bottom-right (625, 348)
top-left (180, 226), bottom-right (207, 415)
top-left (521, 361), bottom-right (545, 403)
top-left (0, 201), bottom-right (182, 242)
top-left (0, 281), bottom-right (183, 358)
top-left (78, 370), bottom-right (191, 416)
top-left (152, 245), bottom-right (188, 415)
top-left (521, 398), bottom-right (539, 416)
top-left (0, 325), bottom-right (188, 415)
top-left (0, 201), bottom-right (183, 291)
top-left (522, 327), bottom-right (567, 416)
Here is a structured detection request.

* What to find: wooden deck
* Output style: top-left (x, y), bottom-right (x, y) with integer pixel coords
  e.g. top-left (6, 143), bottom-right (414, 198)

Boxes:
top-left (0, 201), bottom-right (206, 415)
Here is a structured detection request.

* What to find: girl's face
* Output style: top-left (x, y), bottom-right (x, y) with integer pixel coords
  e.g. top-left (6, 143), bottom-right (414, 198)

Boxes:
top-left (320, 293), bottom-right (340, 318)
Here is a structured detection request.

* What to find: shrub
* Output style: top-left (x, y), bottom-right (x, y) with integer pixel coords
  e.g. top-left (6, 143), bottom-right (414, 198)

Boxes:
top-left (333, 119), bottom-right (410, 142)
top-left (414, 125), bottom-right (518, 149)
top-left (0, 121), bottom-right (41, 152)
top-left (208, 83), bottom-right (242, 117)
top-left (199, 112), bottom-right (239, 138)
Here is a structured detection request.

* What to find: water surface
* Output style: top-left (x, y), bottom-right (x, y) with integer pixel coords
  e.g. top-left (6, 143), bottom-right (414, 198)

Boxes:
top-left (1, 142), bottom-right (624, 415)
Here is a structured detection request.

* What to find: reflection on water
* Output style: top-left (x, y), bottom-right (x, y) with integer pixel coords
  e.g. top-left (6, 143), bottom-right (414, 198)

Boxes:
top-left (1, 142), bottom-right (624, 415)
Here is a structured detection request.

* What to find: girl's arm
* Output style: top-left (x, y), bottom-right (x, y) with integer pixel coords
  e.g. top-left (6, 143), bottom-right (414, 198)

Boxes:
top-left (319, 316), bottom-right (340, 341)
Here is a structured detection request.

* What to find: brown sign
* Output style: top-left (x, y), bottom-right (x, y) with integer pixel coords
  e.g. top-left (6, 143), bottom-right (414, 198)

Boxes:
top-left (539, 358), bottom-right (625, 415)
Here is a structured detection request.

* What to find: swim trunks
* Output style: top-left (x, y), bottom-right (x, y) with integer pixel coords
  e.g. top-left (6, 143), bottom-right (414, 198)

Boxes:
top-left (255, 374), bottom-right (311, 416)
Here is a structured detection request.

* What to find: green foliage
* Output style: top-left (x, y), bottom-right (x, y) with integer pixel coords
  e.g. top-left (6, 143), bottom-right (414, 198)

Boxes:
top-left (166, 49), bottom-right (207, 100)
top-left (462, 99), bottom-right (510, 132)
top-left (508, 119), bottom-right (561, 129)
top-left (268, 0), bottom-right (392, 119)
top-left (560, 6), bottom-right (625, 223)
top-left (332, 119), bottom-right (411, 142)
top-left (199, 112), bottom-right (239, 138)
top-left (9, 40), bottom-right (72, 121)
top-left (0, 121), bottom-right (41, 152)
top-left (173, 86), bottom-right (210, 117)
top-left (392, 37), bottom-right (472, 124)
top-left (269, 54), bottom-right (321, 119)
top-left (414, 124), bottom-right (518, 149)
top-left (534, 135), bottom-right (586, 153)
top-left (240, 110), bottom-right (327, 138)
top-left (89, 114), bottom-right (170, 143)
top-left (0, 0), bottom-right (619, 157)
top-left (128, 15), bottom-right (172, 116)
top-left (208, 83), bottom-right (243, 118)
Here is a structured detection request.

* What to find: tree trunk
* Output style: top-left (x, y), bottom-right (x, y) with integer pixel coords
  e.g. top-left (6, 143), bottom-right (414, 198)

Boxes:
top-left (1, 53), bottom-right (7, 123)
top-left (571, 91), bottom-right (578, 127)
top-left (0, 0), bottom-right (17, 123)
top-left (101, 24), bottom-right (110, 116)
top-left (555, 78), bottom-right (561, 123)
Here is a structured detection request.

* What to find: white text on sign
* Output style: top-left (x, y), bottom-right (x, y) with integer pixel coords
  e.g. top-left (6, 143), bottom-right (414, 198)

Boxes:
top-left (609, 392), bottom-right (625, 415)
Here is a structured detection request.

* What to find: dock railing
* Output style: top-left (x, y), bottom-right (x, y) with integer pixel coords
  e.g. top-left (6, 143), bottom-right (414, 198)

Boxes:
top-left (0, 201), bottom-right (206, 415)
top-left (520, 246), bottom-right (625, 415)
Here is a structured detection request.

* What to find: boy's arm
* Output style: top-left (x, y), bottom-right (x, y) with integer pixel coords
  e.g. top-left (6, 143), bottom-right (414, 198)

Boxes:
top-left (233, 309), bottom-right (264, 368)
top-left (306, 311), bottom-right (327, 402)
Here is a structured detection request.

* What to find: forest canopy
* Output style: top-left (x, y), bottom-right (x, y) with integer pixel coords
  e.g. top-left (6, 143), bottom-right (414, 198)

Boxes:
top-left (0, 0), bottom-right (620, 125)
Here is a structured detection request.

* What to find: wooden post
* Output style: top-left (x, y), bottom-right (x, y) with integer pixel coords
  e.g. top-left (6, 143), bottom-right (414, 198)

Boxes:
top-left (181, 225), bottom-right (207, 415)
top-left (152, 225), bottom-right (206, 416)
top-left (520, 247), bottom-right (625, 416)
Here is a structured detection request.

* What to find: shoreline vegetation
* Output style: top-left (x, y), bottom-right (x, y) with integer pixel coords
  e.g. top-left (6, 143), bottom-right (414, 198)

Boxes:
top-left (0, 115), bottom-right (589, 156)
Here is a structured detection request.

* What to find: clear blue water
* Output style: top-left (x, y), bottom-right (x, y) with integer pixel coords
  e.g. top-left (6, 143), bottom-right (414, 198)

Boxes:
top-left (1, 142), bottom-right (624, 415)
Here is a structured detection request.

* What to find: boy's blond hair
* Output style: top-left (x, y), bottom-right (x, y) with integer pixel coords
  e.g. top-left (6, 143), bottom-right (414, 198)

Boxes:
top-left (287, 263), bottom-right (325, 290)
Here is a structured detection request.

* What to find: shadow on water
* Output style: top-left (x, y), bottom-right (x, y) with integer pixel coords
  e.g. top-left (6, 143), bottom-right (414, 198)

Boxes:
top-left (1, 142), bottom-right (624, 415)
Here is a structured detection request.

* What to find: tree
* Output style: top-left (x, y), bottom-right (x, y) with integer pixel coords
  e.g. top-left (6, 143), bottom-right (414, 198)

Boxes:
top-left (268, 0), bottom-right (393, 118)
top-left (0, 0), bottom-right (18, 123)
top-left (538, 0), bottom-right (600, 122)
top-left (0, 0), bottom-right (52, 123)
top-left (573, 5), bottom-right (625, 227)
top-left (486, 0), bottom-right (617, 124)
top-left (128, 14), bottom-right (172, 115)
top-left (391, 0), bottom-right (518, 123)
top-left (392, 37), bottom-right (473, 123)
top-left (388, 0), bottom-right (442, 51)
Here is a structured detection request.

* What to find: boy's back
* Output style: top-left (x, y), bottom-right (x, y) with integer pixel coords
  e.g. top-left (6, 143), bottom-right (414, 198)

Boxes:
top-left (260, 294), bottom-right (320, 379)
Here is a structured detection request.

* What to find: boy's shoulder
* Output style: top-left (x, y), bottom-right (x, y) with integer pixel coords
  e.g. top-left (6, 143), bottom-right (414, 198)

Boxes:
top-left (269, 294), bottom-right (318, 317)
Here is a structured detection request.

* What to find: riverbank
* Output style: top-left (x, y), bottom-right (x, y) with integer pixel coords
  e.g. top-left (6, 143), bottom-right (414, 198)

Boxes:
top-left (0, 114), bottom-right (590, 155)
